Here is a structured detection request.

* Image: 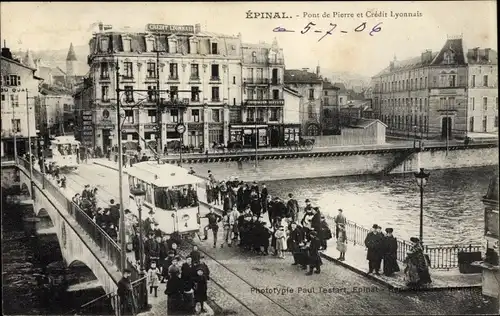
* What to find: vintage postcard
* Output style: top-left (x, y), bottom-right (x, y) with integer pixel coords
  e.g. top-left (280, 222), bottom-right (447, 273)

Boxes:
top-left (1, 1), bottom-right (498, 315)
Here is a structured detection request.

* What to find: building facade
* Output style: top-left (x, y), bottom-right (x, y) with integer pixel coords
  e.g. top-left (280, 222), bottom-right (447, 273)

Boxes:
top-left (321, 80), bottom-right (340, 134)
top-left (466, 48), bottom-right (498, 133)
top-left (38, 85), bottom-right (75, 137)
top-left (284, 69), bottom-right (323, 136)
top-left (1, 45), bottom-right (41, 158)
top-left (372, 36), bottom-right (498, 139)
top-left (235, 39), bottom-right (285, 148)
top-left (282, 87), bottom-right (302, 141)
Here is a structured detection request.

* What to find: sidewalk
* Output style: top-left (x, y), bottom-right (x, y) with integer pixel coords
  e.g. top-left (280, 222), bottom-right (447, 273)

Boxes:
top-left (320, 238), bottom-right (482, 292)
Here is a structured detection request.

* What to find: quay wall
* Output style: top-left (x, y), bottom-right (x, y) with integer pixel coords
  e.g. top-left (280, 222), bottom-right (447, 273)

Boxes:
top-left (183, 147), bottom-right (498, 182)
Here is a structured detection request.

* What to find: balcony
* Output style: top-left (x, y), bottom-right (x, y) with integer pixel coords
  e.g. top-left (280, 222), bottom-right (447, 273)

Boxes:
top-left (99, 75), bottom-right (110, 82)
top-left (121, 76), bottom-right (134, 82)
top-left (189, 75), bottom-right (201, 82)
top-left (168, 75), bottom-right (179, 82)
top-left (211, 98), bottom-right (221, 103)
top-left (270, 78), bottom-right (281, 85)
top-left (145, 75), bottom-right (158, 82)
top-left (243, 78), bottom-right (269, 85)
top-left (244, 99), bottom-right (284, 106)
top-left (209, 76), bottom-right (221, 83)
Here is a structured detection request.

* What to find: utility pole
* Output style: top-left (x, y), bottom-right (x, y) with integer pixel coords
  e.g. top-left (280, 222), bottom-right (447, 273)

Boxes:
top-left (445, 98), bottom-right (449, 156)
top-left (12, 100), bottom-right (17, 161)
top-left (26, 91), bottom-right (33, 180)
top-left (115, 61), bottom-right (126, 272)
top-left (154, 37), bottom-right (163, 163)
top-left (254, 115), bottom-right (258, 168)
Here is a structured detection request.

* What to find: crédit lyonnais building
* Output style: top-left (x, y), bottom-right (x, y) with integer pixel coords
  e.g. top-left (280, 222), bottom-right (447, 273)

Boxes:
top-left (79, 23), bottom-right (285, 152)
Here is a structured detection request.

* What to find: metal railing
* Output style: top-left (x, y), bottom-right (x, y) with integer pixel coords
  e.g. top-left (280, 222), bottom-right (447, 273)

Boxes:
top-left (340, 219), bottom-right (480, 270)
top-left (17, 157), bottom-right (148, 314)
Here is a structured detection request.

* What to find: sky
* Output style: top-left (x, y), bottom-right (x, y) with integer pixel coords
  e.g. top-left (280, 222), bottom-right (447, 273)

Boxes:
top-left (1, 1), bottom-right (497, 77)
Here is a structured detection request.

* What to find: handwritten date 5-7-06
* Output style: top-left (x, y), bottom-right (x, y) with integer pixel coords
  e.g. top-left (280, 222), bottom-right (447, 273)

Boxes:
top-left (274, 21), bottom-right (383, 42)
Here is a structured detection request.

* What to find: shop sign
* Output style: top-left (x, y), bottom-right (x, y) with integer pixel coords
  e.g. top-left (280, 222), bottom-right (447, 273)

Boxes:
top-left (0, 87), bottom-right (28, 93)
top-left (146, 24), bottom-right (194, 33)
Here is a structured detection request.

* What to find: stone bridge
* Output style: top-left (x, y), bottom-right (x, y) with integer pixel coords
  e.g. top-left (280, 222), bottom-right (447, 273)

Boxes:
top-left (17, 161), bottom-right (121, 305)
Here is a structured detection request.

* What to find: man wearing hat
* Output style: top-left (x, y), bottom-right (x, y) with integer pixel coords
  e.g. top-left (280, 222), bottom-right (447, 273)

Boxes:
top-left (144, 232), bottom-right (158, 270)
top-left (144, 211), bottom-right (156, 237)
top-left (382, 228), bottom-right (400, 276)
top-left (334, 209), bottom-right (347, 240)
top-left (306, 230), bottom-right (322, 275)
top-left (117, 268), bottom-right (137, 315)
top-left (304, 199), bottom-right (313, 214)
top-left (82, 184), bottom-right (91, 200)
top-left (286, 193), bottom-right (300, 223)
top-left (364, 224), bottom-right (384, 275)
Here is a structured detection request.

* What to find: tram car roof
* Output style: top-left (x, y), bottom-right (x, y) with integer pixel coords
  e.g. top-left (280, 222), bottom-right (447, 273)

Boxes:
top-left (50, 136), bottom-right (81, 145)
top-left (127, 161), bottom-right (204, 187)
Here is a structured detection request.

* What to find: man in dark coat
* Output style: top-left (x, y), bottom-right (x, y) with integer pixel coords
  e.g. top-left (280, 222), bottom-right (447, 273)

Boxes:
top-left (117, 269), bottom-right (137, 315)
top-left (193, 267), bottom-right (208, 313)
top-left (236, 183), bottom-right (245, 211)
top-left (364, 224), bottom-right (384, 275)
top-left (334, 209), bottom-right (347, 239)
top-left (143, 232), bottom-right (157, 270)
top-left (318, 216), bottom-right (332, 250)
top-left (250, 192), bottom-right (262, 218)
top-left (288, 222), bottom-right (304, 266)
top-left (286, 193), bottom-right (300, 223)
top-left (260, 184), bottom-right (268, 213)
top-left (202, 208), bottom-right (222, 248)
top-left (310, 207), bottom-right (322, 234)
top-left (382, 228), bottom-right (400, 276)
top-left (306, 231), bottom-right (322, 275)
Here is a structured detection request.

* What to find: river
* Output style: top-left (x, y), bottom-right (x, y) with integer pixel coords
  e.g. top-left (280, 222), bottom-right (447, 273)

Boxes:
top-left (1, 198), bottom-right (114, 315)
top-left (266, 166), bottom-right (496, 245)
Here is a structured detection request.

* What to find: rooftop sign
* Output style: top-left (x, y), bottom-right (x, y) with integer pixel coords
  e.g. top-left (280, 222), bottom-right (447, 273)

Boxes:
top-left (146, 24), bottom-right (194, 33)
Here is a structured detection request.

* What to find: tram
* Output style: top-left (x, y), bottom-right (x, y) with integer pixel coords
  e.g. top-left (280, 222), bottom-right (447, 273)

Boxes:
top-left (126, 161), bottom-right (209, 237)
top-left (47, 136), bottom-right (80, 171)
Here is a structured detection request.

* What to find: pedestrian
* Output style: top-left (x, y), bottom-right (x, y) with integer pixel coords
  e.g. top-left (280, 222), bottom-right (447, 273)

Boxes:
top-left (336, 224), bottom-right (347, 261)
top-left (288, 222), bottom-right (304, 266)
top-left (221, 211), bottom-right (232, 248)
top-left (147, 261), bottom-right (160, 297)
top-left (404, 237), bottom-right (431, 288)
top-left (189, 245), bottom-right (202, 265)
top-left (193, 267), bottom-right (208, 313)
top-left (202, 208), bottom-right (222, 248)
top-left (334, 209), bottom-right (347, 239)
top-left (286, 193), bottom-right (299, 223)
top-left (306, 231), bottom-right (322, 275)
top-left (318, 216), bottom-right (332, 250)
top-left (117, 269), bottom-right (137, 316)
top-left (382, 228), bottom-right (400, 276)
top-left (165, 263), bottom-right (183, 313)
top-left (274, 225), bottom-right (287, 259)
top-left (364, 224), bottom-right (384, 275)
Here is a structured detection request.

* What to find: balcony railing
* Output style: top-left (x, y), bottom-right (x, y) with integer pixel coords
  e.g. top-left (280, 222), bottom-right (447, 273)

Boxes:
top-left (168, 75), bottom-right (179, 81)
top-left (210, 76), bottom-right (221, 82)
top-left (243, 78), bottom-right (269, 84)
top-left (189, 75), bottom-right (200, 81)
top-left (211, 98), bottom-right (221, 102)
top-left (244, 99), bottom-right (284, 106)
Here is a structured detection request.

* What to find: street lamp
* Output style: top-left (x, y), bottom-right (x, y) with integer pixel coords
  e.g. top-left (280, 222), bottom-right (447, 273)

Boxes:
top-left (130, 184), bottom-right (148, 310)
top-left (414, 168), bottom-right (430, 243)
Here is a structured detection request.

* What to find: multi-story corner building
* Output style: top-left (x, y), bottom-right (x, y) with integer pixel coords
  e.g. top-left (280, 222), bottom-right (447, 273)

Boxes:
top-left (79, 23), bottom-right (243, 153)
top-left (38, 84), bottom-right (75, 137)
top-left (234, 39), bottom-right (285, 148)
top-left (321, 80), bottom-right (340, 134)
top-left (1, 44), bottom-right (41, 158)
top-left (466, 48), bottom-right (498, 133)
top-left (372, 36), bottom-right (498, 140)
top-left (284, 69), bottom-right (323, 136)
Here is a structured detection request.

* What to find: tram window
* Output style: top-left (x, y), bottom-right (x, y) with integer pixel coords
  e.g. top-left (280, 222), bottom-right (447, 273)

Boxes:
top-left (128, 176), bottom-right (136, 190)
top-left (145, 183), bottom-right (152, 204)
top-left (153, 185), bottom-right (199, 210)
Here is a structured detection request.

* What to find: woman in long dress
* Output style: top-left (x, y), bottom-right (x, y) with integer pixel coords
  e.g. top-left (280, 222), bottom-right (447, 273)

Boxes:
top-left (404, 237), bottom-right (432, 288)
top-left (336, 224), bottom-right (347, 261)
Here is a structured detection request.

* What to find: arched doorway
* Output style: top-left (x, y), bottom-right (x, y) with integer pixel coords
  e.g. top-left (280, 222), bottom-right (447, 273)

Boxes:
top-left (306, 123), bottom-right (320, 136)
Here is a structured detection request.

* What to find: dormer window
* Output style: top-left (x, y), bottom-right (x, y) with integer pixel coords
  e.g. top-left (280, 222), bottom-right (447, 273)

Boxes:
top-left (123, 38), bottom-right (132, 52)
top-left (146, 38), bottom-right (156, 52)
top-left (443, 50), bottom-right (455, 64)
top-left (168, 36), bottom-right (178, 54)
top-left (100, 38), bottom-right (109, 52)
top-left (211, 42), bottom-right (218, 54)
top-left (189, 36), bottom-right (199, 54)
top-left (252, 51), bottom-right (257, 63)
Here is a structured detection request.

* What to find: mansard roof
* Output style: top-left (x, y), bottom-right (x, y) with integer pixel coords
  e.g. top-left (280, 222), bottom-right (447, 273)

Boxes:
top-left (430, 38), bottom-right (467, 66)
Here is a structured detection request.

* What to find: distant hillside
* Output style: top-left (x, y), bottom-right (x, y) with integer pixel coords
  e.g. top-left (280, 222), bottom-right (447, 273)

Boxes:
top-left (321, 69), bottom-right (371, 90)
top-left (15, 44), bottom-right (89, 76)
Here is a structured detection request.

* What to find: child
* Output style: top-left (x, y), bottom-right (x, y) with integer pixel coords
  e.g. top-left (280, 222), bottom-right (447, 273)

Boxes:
top-left (193, 268), bottom-right (208, 313)
top-left (275, 225), bottom-right (287, 259)
top-left (147, 261), bottom-right (160, 297)
top-left (336, 224), bottom-right (347, 261)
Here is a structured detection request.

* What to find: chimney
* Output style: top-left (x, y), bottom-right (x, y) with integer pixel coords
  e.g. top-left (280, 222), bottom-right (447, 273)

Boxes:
top-left (195, 23), bottom-right (201, 34)
top-left (316, 65), bottom-right (320, 76)
top-left (473, 47), bottom-right (480, 62)
top-left (485, 48), bottom-right (491, 62)
top-left (1, 40), bottom-right (12, 60)
top-left (98, 22), bottom-right (103, 31)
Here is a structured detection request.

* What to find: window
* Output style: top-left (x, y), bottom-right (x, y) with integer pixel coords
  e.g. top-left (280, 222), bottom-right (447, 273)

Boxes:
top-left (420, 78), bottom-right (423, 89)
top-left (1, 94), bottom-right (5, 101)
top-left (233, 76), bottom-right (236, 84)
top-left (123, 62), bottom-right (133, 78)
top-left (324, 91), bottom-right (328, 96)
top-left (100, 38), bottom-right (109, 52)
top-left (124, 110), bottom-right (134, 123)
top-left (483, 116), bottom-right (487, 132)
top-left (270, 108), bottom-right (278, 121)
top-left (212, 109), bottom-right (220, 122)
top-left (191, 87), bottom-right (200, 102)
top-left (211, 87), bottom-right (220, 102)
top-left (256, 68), bottom-right (263, 81)
top-left (211, 42), bottom-right (218, 54)
top-left (470, 117), bottom-right (474, 132)
top-left (256, 89), bottom-right (263, 100)
top-left (147, 85), bottom-right (157, 102)
top-left (308, 89), bottom-right (315, 100)
top-left (339, 97), bottom-right (343, 104)
top-left (424, 77), bottom-right (427, 88)
top-left (443, 51), bottom-right (455, 64)
top-left (190, 64), bottom-right (199, 79)
top-left (448, 74), bottom-right (456, 87)
top-left (11, 119), bottom-right (20, 132)
top-left (495, 116), bottom-right (498, 128)
top-left (169, 86), bottom-right (178, 101)
top-left (272, 89), bottom-right (280, 100)
top-left (233, 98), bottom-right (236, 105)
top-left (483, 97), bottom-right (488, 110)
top-left (10, 94), bottom-right (19, 107)
top-left (147, 62), bottom-right (156, 78)
top-left (257, 108), bottom-right (265, 122)
top-left (251, 51), bottom-right (257, 63)
top-left (471, 75), bottom-right (476, 87)
top-left (123, 39), bottom-right (132, 52)
top-left (170, 109), bottom-right (179, 123)
top-left (146, 39), bottom-right (155, 52)
top-left (496, 97), bottom-right (498, 110)
top-left (483, 75), bottom-right (488, 87)
top-left (148, 110), bottom-right (157, 123)
top-left (169, 63), bottom-right (178, 79)
top-left (211, 64), bottom-right (219, 80)
top-left (191, 109), bottom-right (200, 122)
top-left (169, 39), bottom-right (177, 53)
top-left (247, 108), bottom-right (255, 122)
top-left (471, 97), bottom-right (475, 111)
top-left (419, 99), bottom-right (422, 112)
top-left (100, 62), bottom-right (109, 79)
top-left (124, 86), bottom-right (134, 102)
top-left (4, 75), bottom-right (21, 86)
top-left (101, 86), bottom-right (110, 102)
